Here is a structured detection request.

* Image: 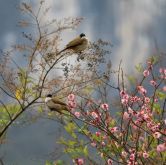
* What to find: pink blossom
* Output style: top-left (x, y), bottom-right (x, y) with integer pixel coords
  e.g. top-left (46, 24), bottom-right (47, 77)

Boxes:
top-left (102, 135), bottom-right (108, 140)
top-left (143, 152), bottom-right (149, 159)
top-left (153, 132), bottom-right (161, 139)
top-left (122, 151), bottom-right (127, 157)
top-left (130, 96), bottom-right (140, 103)
top-left (144, 97), bottom-right (150, 103)
top-left (107, 159), bottom-right (113, 165)
top-left (143, 114), bottom-right (151, 122)
top-left (77, 158), bottom-right (84, 165)
top-left (73, 158), bottom-right (84, 165)
top-left (120, 90), bottom-right (126, 97)
top-left (101, 103), bottom-right (109, 111)
top-left (121, 94), bottom-right (130, 105)
top-left (95, 131), bottom-right (101, 137)
top-left (157, 143), bottom-right (166, 152)
top-left (74, 112), bottom-right (81, 118)
top-left (123, 112), bottom-right (130, 120)
top-left (131, 123), bottom-right (138, 130)
top-left (68, 100), bottom-right (77, 109)
top-left (109, 127), bottom-right (119, 133)
top-left (137, 86), bottom-right (147, 95)
top-left (143, 70), bottom-right (150, 77)
top-left (129, 153), bottom-right (135, 161)
top-left (91, 111), bottom-right (99, 119)
top-left (101, 141), bottom-right (105, 146)
top-left (67, 93), bottom-right (75, 101)
top-left (150, 80), bottom-right (157, 87)
top-left (121, 98), bottom-right (128, 105)
top-left (163, 86), bottom-right (166, 92)
top-left (128, 107), bottom-right (135, 116)
top-left (146, 121), bottom-right (153, 129)
top-left (159, 68), bottom-right (166, 79)
top-left (159, 68), bottom-right (164, 73)
top-left (91, 142), bottom-right (96, 147)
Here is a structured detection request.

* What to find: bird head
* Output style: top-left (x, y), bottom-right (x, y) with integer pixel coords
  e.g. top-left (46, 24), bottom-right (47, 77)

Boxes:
top-left (45, 94), bottom-right (52, 103)
top-left (46, 94), bottom-right (52, 98)
top-left (80, 33), bottom-right (86, 38)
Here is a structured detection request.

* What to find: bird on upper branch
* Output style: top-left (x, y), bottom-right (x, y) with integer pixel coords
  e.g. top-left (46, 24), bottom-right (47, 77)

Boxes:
top-left (59, 33), bottom-right (88, 54)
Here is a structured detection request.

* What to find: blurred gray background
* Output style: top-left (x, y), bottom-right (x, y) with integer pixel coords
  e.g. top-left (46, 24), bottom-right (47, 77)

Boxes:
top-left (0, 0), bottom-right (166, 164)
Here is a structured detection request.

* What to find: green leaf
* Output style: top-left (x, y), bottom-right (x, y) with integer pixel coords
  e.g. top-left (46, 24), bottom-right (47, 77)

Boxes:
top-left (64, 122), bottom-right (76, 134)
top-left (55, 160), bottom-right (64, 165)
top-left (45, 160), bottom-right (54, 165)
top-left (157, 91), bottom-right (166, 100)
top-left (135, 63), bottom-right (143, 73)
top-left (126, 75), bottom-right (136, 85)
top-left (83, 146), bottom-right (88, 156)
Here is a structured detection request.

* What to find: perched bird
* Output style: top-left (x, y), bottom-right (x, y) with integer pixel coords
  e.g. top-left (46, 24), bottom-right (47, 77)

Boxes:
top-left (59, 33), bottom-right (88, 54)
top-left (45, 94), bottom-right (69, 113)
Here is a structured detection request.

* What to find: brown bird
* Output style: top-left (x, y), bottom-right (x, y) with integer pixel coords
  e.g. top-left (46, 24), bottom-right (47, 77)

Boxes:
top-left (59, 33), bottom-right (88, 54)
top-left (45, 94), bottom-right (69, 113)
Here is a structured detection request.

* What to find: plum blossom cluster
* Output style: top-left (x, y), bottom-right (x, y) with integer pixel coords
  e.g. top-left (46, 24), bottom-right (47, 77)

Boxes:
top-left (67, 93), bottom-right (78, 113)
top-left (73, 158), bottom-right (84, 165)
top-left (66, 63), bottom-right (165, 164)
top-left (159, 68), bottom-right (166, 79)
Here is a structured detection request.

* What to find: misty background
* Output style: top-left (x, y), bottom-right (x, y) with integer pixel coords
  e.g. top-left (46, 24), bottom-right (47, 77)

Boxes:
top-left (0, 0), bottom-right (166, 164)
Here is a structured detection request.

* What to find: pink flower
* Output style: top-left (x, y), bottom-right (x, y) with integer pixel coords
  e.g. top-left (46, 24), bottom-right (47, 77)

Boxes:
top-left (159, 68), bottom-right (164, 73)
top-left (153, 132), bottom-right (161, 139)
top-left (77, 158), bottom-right (84, 165)
top-left (95, 131), bottom-right (101, 137)
top-left (150, 80), bottom-right (157, 87)
top-left (122, 151), bottom-right (127, 157)
top-left (163, 86), bottom-right (166, 92)
top-left (91, 111), bottom-right (99, 119)
top-left (101, 141), bottom-right (105, 146)
top-left (120, 90), bottom-right (126, 97)
top-left (121, 99), bottom-right (128, 105)
top-left (137, 86), bottom-right (147, 95)
top-left (159, 68), bottom-right (166, 79)
top-left (128, 107), bottom-right (134, 115)
top-left (157, 143), bottom-right (166, 152)
top-left (143, 152), bottom-right (149, 159)
top-left (144, 97), bottom-right (150, 103)
top-left (143, 70), bottom-right (150, 77)
top-left (73, 158), bottom-right (84, 165)
top-left (74, 112), bottom-right (81, 118)
top-left (68, 100), bottom-right (77, 109)
top-left (91, 142), bottom-right (96, 147)
top-left (102, 135), bottom-right (108, 140)
top-left (130, 96), bottom-right (141, 103)
top-left (129, 153), bottom-right (135, 161)
top-left (67, 93), bottom-right (75, 101)
top-left (109, 127), bottom-right (119, 133)
top-left (121, 94), bottom-right (130, 105)
top-left (143, 114), bottom-right (151, 122)
top-left (123, 111), bottom-right (130, 120)
top-left (101, 103), bottom-right (109, 111)
top-left (107, 159), bottom-right (113, 165)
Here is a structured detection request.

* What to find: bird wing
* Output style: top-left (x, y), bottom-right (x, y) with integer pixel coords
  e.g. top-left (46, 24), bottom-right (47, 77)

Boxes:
top-left (52, 97), bottom-right (67, 106)
top-left (66, 37), bottom-right (84, 48)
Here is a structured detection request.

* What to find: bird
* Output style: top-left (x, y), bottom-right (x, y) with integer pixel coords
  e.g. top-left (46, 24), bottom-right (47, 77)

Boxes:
top-left (59, 33), bottom-right (88, 54)
top-left (45, 94), bottom-right (69, 113)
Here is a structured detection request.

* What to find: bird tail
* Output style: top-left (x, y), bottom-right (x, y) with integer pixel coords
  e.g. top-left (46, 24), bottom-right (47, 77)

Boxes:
top-left (58, 47), bottom-right (67, 54)
top-left (63, 105), bottom-right (70, 111)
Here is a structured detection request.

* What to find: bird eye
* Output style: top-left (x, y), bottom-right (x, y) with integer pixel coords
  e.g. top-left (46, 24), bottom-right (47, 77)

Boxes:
top-left (80, 33), bottom-right (85, 37)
